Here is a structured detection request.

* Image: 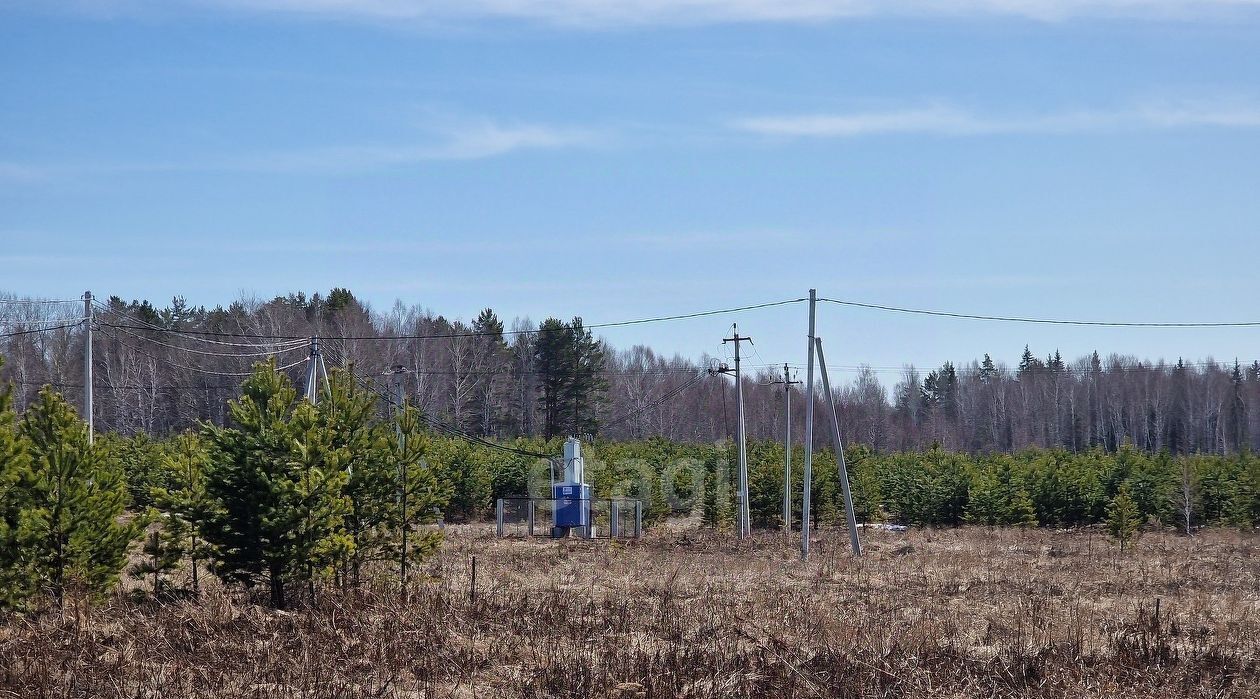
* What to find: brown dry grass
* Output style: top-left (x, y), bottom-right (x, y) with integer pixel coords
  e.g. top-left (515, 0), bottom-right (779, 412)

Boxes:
top-left (2, 525), bottom-right (1258, 698)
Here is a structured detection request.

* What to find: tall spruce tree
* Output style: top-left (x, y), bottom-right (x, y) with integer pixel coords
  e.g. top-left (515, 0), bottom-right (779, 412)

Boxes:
top-left (18, 387), bottom-right (140, 609)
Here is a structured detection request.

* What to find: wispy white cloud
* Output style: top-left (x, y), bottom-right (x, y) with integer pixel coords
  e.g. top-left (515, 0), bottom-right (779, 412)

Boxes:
top-left (732, 101), bottom-right (1260, 138)
top-left (200, 119), bottom-right (598, 174)
top-left (16, 0), bottom-right (1260, 26)
top-left (0, 162), bottom-right (52, 183)
top-left (0, 117), bottom-right (598, 180)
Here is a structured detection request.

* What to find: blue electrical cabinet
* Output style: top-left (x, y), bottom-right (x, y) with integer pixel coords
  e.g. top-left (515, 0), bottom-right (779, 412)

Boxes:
top-left (553, 482), bottom-right (590, 528)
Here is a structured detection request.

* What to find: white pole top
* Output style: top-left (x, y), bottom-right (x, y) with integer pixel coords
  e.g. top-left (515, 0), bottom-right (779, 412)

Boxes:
top-left (563, 437), bottom-right (584, 484)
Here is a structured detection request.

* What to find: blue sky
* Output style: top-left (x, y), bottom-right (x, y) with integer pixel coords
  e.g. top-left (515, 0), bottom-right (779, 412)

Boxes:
top-left (3, 1), bottom-right (1259, 378)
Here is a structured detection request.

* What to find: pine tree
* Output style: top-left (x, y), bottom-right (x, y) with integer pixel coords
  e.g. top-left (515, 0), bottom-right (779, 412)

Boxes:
top-left (114, 433), bottom-right (166, 510)
top-left (964, 470), bottom-right (1003, 525)
top-left (564, 317), bottom-right (607, 436)
top-left (18, 387), bottom-right (140, 609)
top-left (427, 437), bottom-right (492, 521)
top-left (129, 527), bottom-right (181, 595)
top-left (0, 359), bottom-right (33, 609)
top-left (1227, 452), bottom-right (1260, 529)
top-left (700, 450), bottom-right (733, 531)
top-left (474, 307), bottom-right (505, 342)
top-left (317, 369), bottom-right (391, 585)
top-left (152, 432), bottom-right (211, 596)
top-left (533, 318), bottom-right (570, 439)
top-left (201, 361), bottom-right (350, 609)
top-left (533, 317), bottom-right (607, 439)
top-left (1005, 488), bottom-right (1038, 527)
top-left (1228, 360), bottom-right (1248, 452)
top-left (644, 472), bottom-right (671, 526)
top-left (471, 308), bottom-right (509, 436)
top-left (390, 405), bottom-right (448, 590)
top-left (1107, 484), bottom-right (1142, 551)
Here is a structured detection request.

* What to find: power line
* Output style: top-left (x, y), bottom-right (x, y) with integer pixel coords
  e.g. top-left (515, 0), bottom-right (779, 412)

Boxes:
top-left (94, 302), bottom-right (308, 350)
top-left (4, 379), bottom-right (239, 391)
top-left (285, 361), bottom-right (702, 378)
top-left (109, 323), bottom-right (309, 359)
top-left (100, 297), bottom-right (809, 342)
top-left (0, 316), bottom-right (86, 325)
top-left (0, 321), bottom-right (85, 339)
top-left (752, 360), bottom-right (1254, 377)
top-left (600, 371), bottom-right (711, 431)
top-left (820, 297), bottom-right (1260, 328)
top-left (102, 328), bottom-right (308, 377)
top-left (331, 359), bottom-right (551, 460)
top-left (0, 298), bottom-right (79, 305)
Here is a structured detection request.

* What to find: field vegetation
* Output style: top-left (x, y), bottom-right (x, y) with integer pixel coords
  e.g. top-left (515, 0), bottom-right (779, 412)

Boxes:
top-left (3, 525), bottom-right (1258, 698)
top-left (2, 353), bottom-right (1259, 696)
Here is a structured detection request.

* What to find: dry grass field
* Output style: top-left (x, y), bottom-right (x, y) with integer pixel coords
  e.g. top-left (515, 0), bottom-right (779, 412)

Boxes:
top-left (2, 525), bottom-right (1258, 698)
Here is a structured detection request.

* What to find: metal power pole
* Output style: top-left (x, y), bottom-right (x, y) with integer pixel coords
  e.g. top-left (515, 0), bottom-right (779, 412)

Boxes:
top-left (815, 338), bottom-right (862, 556)
top-left (770, 363), bottom-right (801, 537)
top-left (801, 289), bottom-right (816, 560)
top-left (721, 324), bottom-right (754, 538)
top-left (83, 290), bottom-right (93, 444)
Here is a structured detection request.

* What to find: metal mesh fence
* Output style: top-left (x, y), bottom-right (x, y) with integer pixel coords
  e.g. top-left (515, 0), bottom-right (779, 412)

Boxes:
top-left (496, 497), bottom-right (642, 539)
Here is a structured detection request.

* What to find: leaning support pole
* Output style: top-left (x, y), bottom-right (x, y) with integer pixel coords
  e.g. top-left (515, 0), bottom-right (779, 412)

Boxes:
top-left (801, 289), bottom-right (817, 560)
top-left (815, 337), bottom-right (862, 557)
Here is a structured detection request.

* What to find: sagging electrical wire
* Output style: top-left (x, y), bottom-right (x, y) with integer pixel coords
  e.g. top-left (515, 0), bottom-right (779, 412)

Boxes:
top-left (324, 347), bottom-right (552, 460)
top-left (98, 297), bottom-right (810, 341)
top-left (93, 301), bottom-right (308, 350)
top-left (102, 327), bottom-right (308, 377)
top-left (0, 321), bottom-right (87, 339)
top-left (109, 322), bottom-right (309, 359)
top-left (599, 370), bottom-right (711, 432)
top-left (0, 298), bottom-right (80, 305)
top-left (819, 297), bottom-right (1260, 328)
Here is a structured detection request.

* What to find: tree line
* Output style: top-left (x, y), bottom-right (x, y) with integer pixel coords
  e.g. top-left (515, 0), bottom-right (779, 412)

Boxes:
top-left (2, 289), bottom-right (1258, 456)
top-left (3, 350), bottom-right (1258, 611)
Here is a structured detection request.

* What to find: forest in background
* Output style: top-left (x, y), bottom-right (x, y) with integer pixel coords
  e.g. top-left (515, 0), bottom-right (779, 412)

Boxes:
top-left (1, 352), bottom-right (1258, 613)
top-left (3, 289), bottom-right (1259, 609)
top-left (2, 288), bottom-right (1256, 454)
